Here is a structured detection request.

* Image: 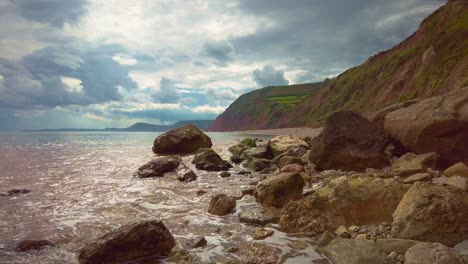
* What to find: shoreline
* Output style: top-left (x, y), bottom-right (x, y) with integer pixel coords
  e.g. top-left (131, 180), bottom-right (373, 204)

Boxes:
top-left (235, 127), bottom-right (323, 138)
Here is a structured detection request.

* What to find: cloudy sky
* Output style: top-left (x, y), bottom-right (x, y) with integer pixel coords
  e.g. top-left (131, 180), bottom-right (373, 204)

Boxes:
top-left (0, 0), bottom-right (443, 130)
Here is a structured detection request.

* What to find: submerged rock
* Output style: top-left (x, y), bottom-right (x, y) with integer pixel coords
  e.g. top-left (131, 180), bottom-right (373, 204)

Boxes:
top-left (309, 111), bottom-right (390, 172)
top-left (405, 242), bottom-right (466, 264)
top-left (78, 220), bottom-right (175, 264)
top-left (392, 152), bottom-right (439, 177)
top-left (254, 172), bottom-right (304, 208)
top-left (177, 170), bottom-right (197, 182)
top-left (153, 124), bottom-right (212, 154)
top-left (15, 240), bottom-right (53, 252)
top-left (192, 148), bottom-right (232, 171)
top-left (318, 238), bottom-right (387, 264)
top-left (1, 189), bottom-right (31, 196)
top-left (251, 228), bottom-right (274, 240)
top-left (185, 236), bottom-right (207, 249)
top-left (268, 135), bottom-right (308, 157)
top-left (207, 194), bottom-right (236, 216)
top-left (134, 156), bottom-right (181, 178)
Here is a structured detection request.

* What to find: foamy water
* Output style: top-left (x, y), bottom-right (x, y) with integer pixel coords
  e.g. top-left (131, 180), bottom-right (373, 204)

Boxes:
top-left (0, 132), bottom-right (324, 263)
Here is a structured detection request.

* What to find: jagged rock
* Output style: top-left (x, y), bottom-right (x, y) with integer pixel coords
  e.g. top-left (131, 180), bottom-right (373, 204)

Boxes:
top-left (254, 172), bottom-right (304, 208)
top-left (134, 156), bottom-right (181, 178)
top-left (192, 148), bottom-right (232, 171)
top-left (177, 170), bottom-right (197, 182)
top-left (268, 135), bottom-right (309, 157)
top-left (405, 242), bottom-right (466, 264)
top-left (384, 87), bottom-right (468, 167)
top-left (208, 194), bottom-right (236, 216)
top-left (278, 156), bottom-right (303, 168)
top-left (392, 152), bottom-right (440, 177)
top-left (444, 162), bottom-right (468, 178)
top-left (251, 228), bottom-right (274, 240)
top-left (153, 124), bottom-right (212, 154)
top-left (185, 236), bottom-right (207, 249)
top-left (280, 176), bottom-right (410, 234)
top-left (244, 157), bottom-right (274, 172)
top-left (391, 182), bottom-right (468, 246)
top-left (318, 238), bottom-right (387, 264)
top-left (309, 111), bottom-right (390, 171)
top-left (15, 240), bottom-right (53, 252)
top-left (78, 220), bottom-right (175, 264)
top-left (403, 173), bottom-right (432, 184)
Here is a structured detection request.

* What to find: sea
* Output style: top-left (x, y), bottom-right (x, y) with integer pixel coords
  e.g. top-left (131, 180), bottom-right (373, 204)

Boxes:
top-left (0, 132), bottom-right (324, 264)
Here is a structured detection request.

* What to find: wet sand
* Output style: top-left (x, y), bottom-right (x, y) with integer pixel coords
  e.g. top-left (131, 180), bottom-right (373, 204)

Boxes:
top-left (237, 127), bottom-right (323, 138)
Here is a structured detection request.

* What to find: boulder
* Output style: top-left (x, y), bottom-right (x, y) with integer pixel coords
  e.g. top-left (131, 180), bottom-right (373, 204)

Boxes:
top-left (278, 156), bottom-right (303, 168)
top-left (383, 87), bottom-right (468, 167)
top-left (309, 111), bottom-right (390, 172)
top-left (242, 145), bottom-right (272, 160)
top-left (78, 220), bottom-right (175, 264)
top-left (280, 163), bottom-right (304, 173)
top-left (254, 172), bottom-right (304, 208)
top-left (15, 240), bottom-right (53, 252)
top-left (134, 156), bottom-right (181, 178)
top-left (444, 162), bottom-right (468, 178)
top-left (391, 182), bottom-right (468, 246)
top-left (152, 124), bottom-right (212, 154)
top-left (403, 173), bottom-right (432, 184)
top-left (244, 158), bottom-right (274, 172)
top-left (177, 170), bottom-right (197, 182)
top-left (392, 152), bottom-right (440, 177)
top-left (318, 238), bottom-right (387, 264)
top-left (207, 194), bottom-right (236, 216)
top-left (405, 242), bottom-right (466, 264)
top-left (241, 138), bottom-right (257, 148)
top-left (191, 148), bottom-right (232, 171)
top-left (280, 176), bottom-right (410, 234)
top-left (268, 135), bottom-right (308, 157)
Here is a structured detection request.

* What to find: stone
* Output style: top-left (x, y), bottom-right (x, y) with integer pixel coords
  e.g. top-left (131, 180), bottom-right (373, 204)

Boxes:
top-left (435, 176), bottom-right (468, 191)
top-left (391, 182), bottom-right (468, 246)
top-left (280, 163), bottom-right (304, 173)
top-left (207, 194), bottom-right (236, 216)
top-left (241, 138), bottom-right (257, 148)
top-left (78, 220), bottom-right (175, 264)
top-left (289, 240), bottom-right (308, 250)
top-left (228, 143), bottom-right (251, 157)
top-left (383, 87), bottom-right (468, 167)
top-left (220, 171), bottom-right (231, 178)
top-left (268, 135), bottom-right (309, 157)
top-left (192, 148), bottom-right (232, 171)
top-left (185, 236), bottom-right (207, 249)
top-left (375, 238), bottom-right (419, 254)
top-left (251, 228), bottom-right (274, 240)
top-left (309, 111), bottom-right (390, 172)
top-left (278, 156), bottom-right (303, 168)
top-left (317, 230), bottom-right (336, 247)
top-left (153, 124), bottom-right (212, 154)
top-left (335, 226), bottom-right (351, 238)
top-left (238, 205), bottom-right (280, 225)
top-left (177, 170), bottom-right (197, 182)
top-left (367, 100), bottom-right (419, 130)
top-left (318, 238), bottom-right (387, 264)
top-left (280, 176), bottom-right (410, 234)
top-left (244, 158), bottom-right (274, 172)
top-left (0, 189), bottom-right (31, 196)
top-left (134, 156), bottom-right (181, 178)
top-left (403, 173), bottom-right (432, 184)
top-left (254, 172), bottom-right (304, 208)
top-left (196, 190), bottom-right (207, 196)
top-left (444, 162), bottom-right (468, 178)
top-left (405, 242), bottom-right (466, 264)
top-left (242, 145), bottom-right (273, 160)
top-left (392, 152), bottom-right (440, 177)
top-left (15, 240), bottom-right (53, 252)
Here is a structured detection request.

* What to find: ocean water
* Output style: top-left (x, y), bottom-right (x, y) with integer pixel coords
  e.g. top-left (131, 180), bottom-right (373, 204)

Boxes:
top-left (0, 132), bottom-right (324, 263)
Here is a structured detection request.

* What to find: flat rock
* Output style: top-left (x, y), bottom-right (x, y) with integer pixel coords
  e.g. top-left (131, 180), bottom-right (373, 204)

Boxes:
top-left (444, 162), bottom-right (468, 178)
top-left (392, 152), bottom-right (440, 177)
top-left (318, 238), bottom-right (387, 264)
top-left (134, 156), bottom-right (181, 178)
top-left (403, 173), bottom-right (432, 184)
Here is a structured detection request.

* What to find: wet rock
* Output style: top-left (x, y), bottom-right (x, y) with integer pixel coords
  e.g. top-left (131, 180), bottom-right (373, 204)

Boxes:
top-left (134, 156), bottom-right (181, 178)
top-left (251, 228), bottom-right (274, 240)
top-left (375, 238), bottom-right (419, 254)
top-left (229, 143), bottom-right (251, 156)
top-left (280, 176), bottom-right (410, 234)
top-left (226, 247), bottom-right (239, 253)
top-left (241, 187), bottom-right (256, 197)
top-left (444, 162), bottom-right (468, 178)
top-left (208, 194), bottom-right (236, 216)
top-left (230, 155), bottom-right (244, 164)
top-left (309, 111), bottom-right (390, 172)
top-left (220, 171), bottom-right (231, 178)
top-left (383, 87), bottom-right (468, 167)
top-left (268, 135), bottom-right (309, 157)
top-left (317, 230), bottom-right (336, 247)
top-left (241, 242), bottom-right (281, 264)
top-left (403, 173), bottom-right (432, 184)
top-left (153, 124), bottom-right (212, 154)
top-left (238, 205), bottom-right (280, 225)
top-left (192, 148), bottom-right (232, 171)
top-left (196, 190), bottom-right (207, 196)
top-left (177, 170), bottom-right (197, 182)
top-left (244, 158), bottom-right (274, 172)
top-left (242, 145), bottom-right (272, 160)
top-left (15, 240), bottom-right (53, 252)
top-left (405, 242), bottom-right (466, 264)
top-left (280, 163), bottom-right (304, 173)
top-left (241, 138), bottom-right (257, 148)
top-left (318, 238), bottom-right (387, 264)
top-left (254, 172), bottom-right (304, 208)
top-left (0, 189), bottom-right (31, 196)
top-left (185, 236), bottom-right (207, 249)
top-left (392, 152), bottom-right (440, 177)
top-left (167, 248), bottom-right (192, 264)
top-left (289, 240), bottom-right (308, 250)
top-left (78, 220), bottom-right (175, 264)
top-left (391, 182), bottom-right (468, 246)
top-left (278, 155), bottom-right (303, 168)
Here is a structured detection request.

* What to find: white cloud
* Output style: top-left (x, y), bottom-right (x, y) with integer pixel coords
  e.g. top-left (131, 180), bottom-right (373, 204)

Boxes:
top-left (112, 54), bottom-right (138, 65)
top-left (61, 76), bottom-right (83, 93)
top-left (192, 105), bottom-right (226, 114)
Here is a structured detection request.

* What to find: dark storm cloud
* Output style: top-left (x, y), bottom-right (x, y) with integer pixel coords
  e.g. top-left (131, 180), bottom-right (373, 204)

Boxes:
top-left (202, 40), bottom-right (235, 66)
top-left (14, 0), bottom-right (88, 27)
top-left (252, 65), bottom-right (289, 87)
top-left (152, 78), bottom-right (181, 103)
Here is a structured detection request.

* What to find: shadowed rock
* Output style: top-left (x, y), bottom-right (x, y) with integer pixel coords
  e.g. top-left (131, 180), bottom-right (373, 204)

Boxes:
top-left (192, 148), bottom-right (232, 171)
top-left (134, 156), bottom-right (181, 178)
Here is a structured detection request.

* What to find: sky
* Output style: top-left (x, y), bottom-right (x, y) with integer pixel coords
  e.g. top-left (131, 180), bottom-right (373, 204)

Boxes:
top-left (0, 0), bottom-right (444, 130)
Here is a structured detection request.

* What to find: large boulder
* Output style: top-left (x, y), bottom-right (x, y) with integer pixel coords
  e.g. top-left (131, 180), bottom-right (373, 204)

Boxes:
top-left (254, 172), bottom-right (304, 208)
top-left (152, 125), bottom-right (212, 154)
top-left (444, 162), bottom-right (468, 178)
top-left (133, 156), bottom-right (181, 178)
top-left (207, 194), bottom-right (236, 216)
top-left (318, 238), bottom-right (387, 264)
top-left (268, 135), bottom-right (308, 157)
top-left (391, 152), bottom-right (440, 177)
top-left (309, 111), bottom-right (390, 172)
top-left (384, 87), bottom-right (468, 167)
top-left (391, 182), bottom-right (468, 246)
top-left (78, 220), bottom-right (175, 264)
top-left (280, 176), bottom-right (410, 234)
top-left (191, 148), bottom-right (232, 171)
top-left (405, 242), bottom-right (466, 264)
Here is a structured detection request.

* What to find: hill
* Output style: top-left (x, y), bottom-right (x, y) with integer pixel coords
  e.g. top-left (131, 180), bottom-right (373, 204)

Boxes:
top-left (209, 0), bottom-right (468, 130)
